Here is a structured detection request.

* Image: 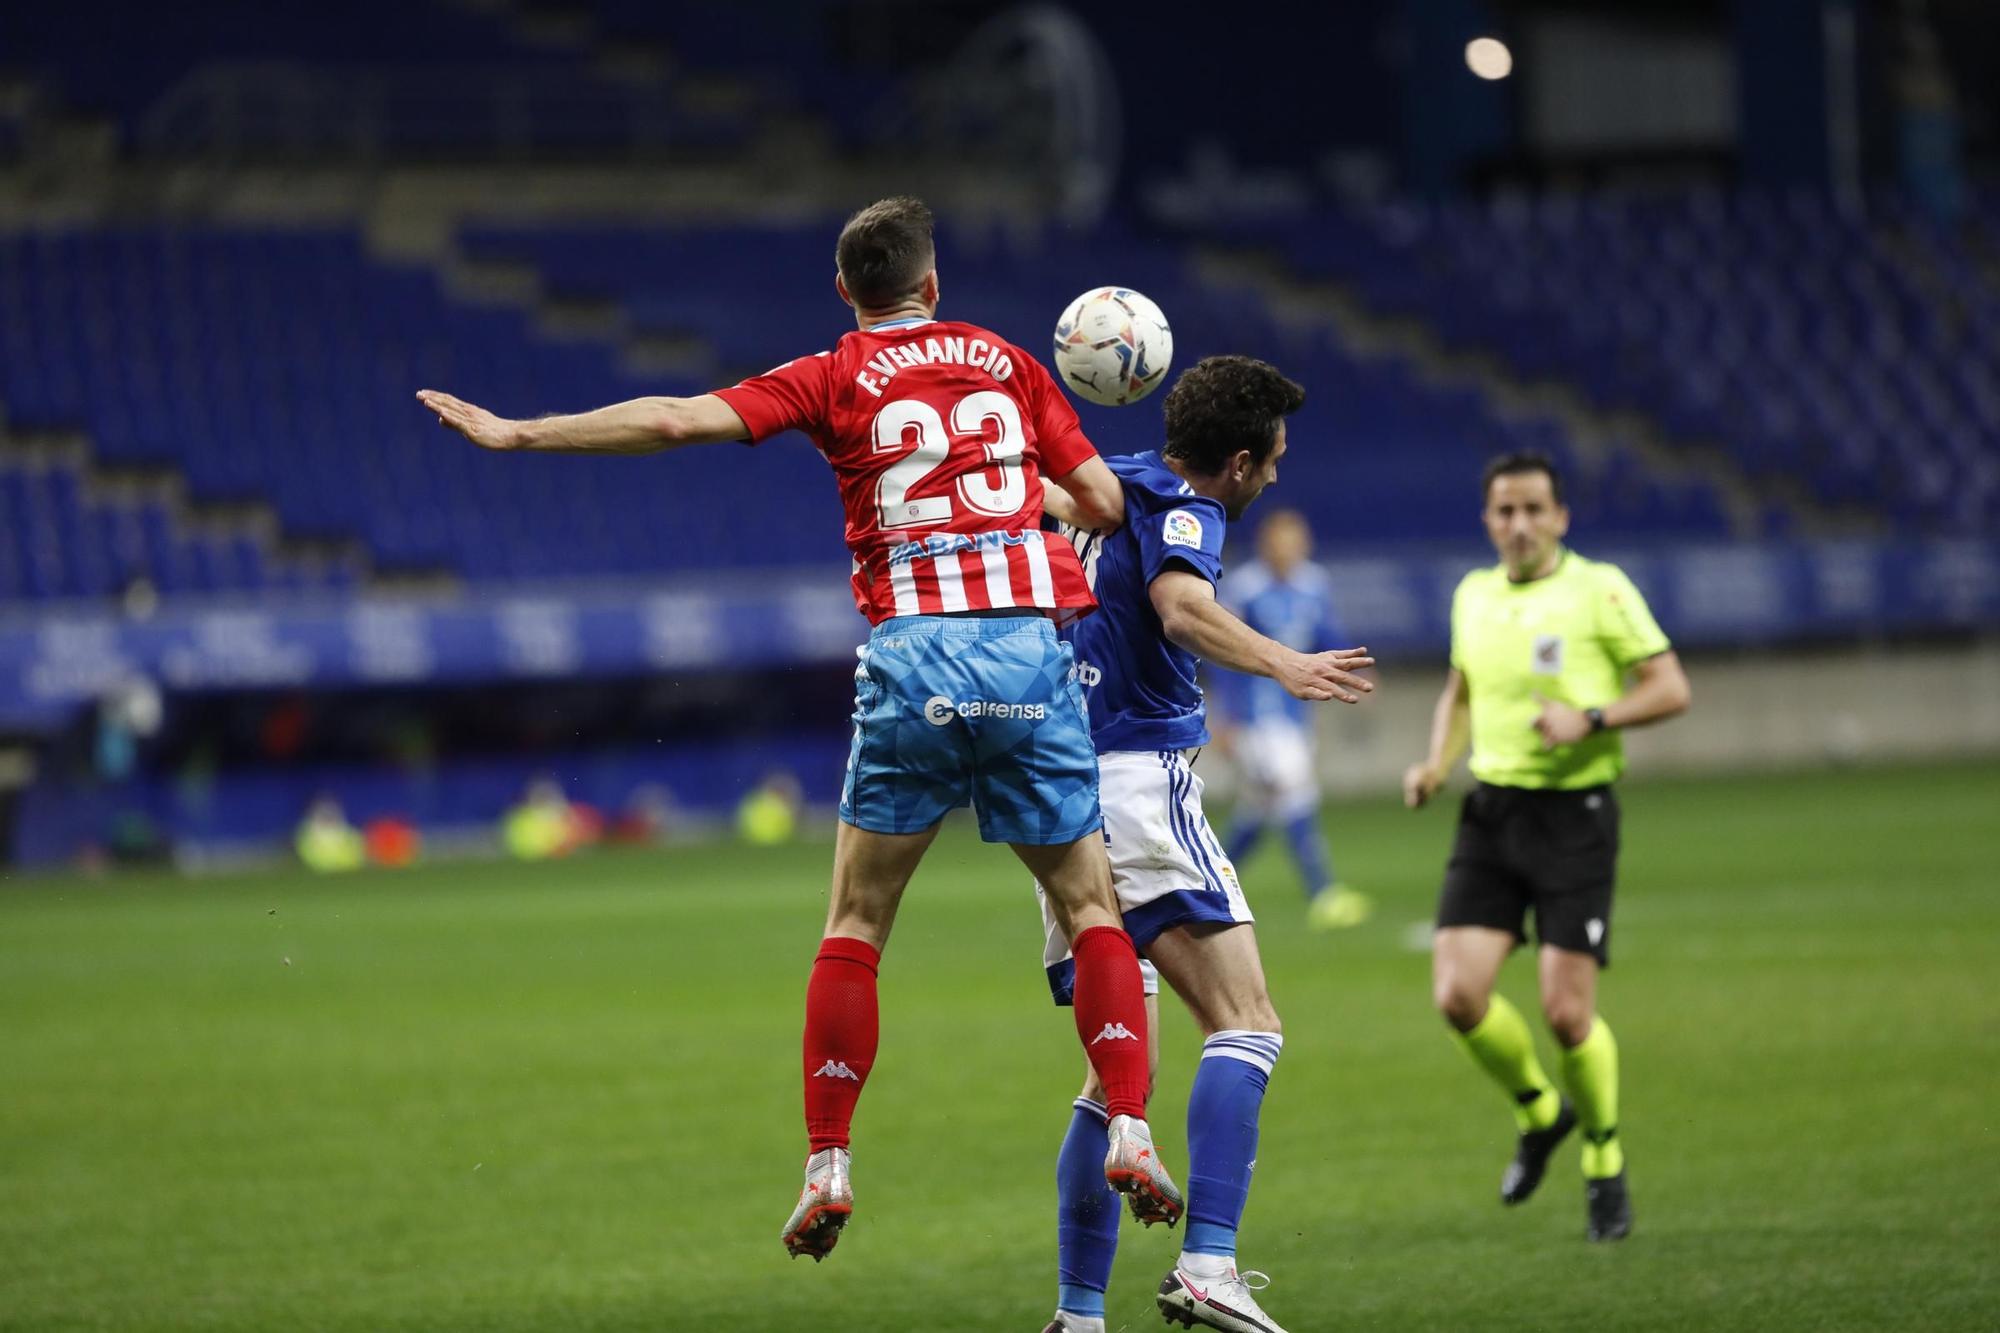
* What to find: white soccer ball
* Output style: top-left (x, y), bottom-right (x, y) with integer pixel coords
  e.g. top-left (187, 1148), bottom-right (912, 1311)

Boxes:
top-left (1052, 287), bottom-right (1173, 407)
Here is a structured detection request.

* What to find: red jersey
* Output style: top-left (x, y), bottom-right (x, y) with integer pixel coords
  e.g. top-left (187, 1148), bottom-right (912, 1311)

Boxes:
top-left (711, 318), bottom-right (1100, 625)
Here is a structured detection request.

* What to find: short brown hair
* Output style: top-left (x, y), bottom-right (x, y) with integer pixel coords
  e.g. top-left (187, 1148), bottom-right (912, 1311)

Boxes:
top-left (835, 196), bottom-right (935, 308)
top-left (1162, 355), bottom-right (1306, 475)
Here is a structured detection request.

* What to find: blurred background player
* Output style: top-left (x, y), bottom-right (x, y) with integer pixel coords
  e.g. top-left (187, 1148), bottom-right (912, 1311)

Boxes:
top-left (1403, 452), bottom-right (1691, 1243)
top-left (735, 770), bottom-right (803, 846)
top-left (501, 776), bottom-right (586, 860)
top-left (294, 794), bottom-right (364, 873)
top-left (419, 197), bottom-right (1176, 1263)
top-left (1212, 508), bottom-right (1373, 930)
top-left (1038, 357), bottom-right (1375, 1333)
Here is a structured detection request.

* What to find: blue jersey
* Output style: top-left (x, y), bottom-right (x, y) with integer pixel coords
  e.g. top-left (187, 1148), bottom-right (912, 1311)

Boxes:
top-left (1213, 559), bottom-right (1346, 727)
top-left (1063, 451), bottom-right (1227, 752)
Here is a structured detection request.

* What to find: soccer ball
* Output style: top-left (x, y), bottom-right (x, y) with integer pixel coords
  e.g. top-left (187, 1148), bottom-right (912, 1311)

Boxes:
top-left (1052, 287), bottom-right (1173, 407)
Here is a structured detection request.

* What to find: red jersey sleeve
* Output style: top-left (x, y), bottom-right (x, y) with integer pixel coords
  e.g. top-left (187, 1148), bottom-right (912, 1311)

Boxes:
top-left (1020, 353), bottom-right (1098, 478)
top-left (711, 352), bottom-right (833, 445)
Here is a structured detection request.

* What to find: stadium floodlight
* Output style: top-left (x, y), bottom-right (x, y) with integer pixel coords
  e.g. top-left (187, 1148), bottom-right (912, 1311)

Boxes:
top-left (1465, 36), bottom-right (1514, 81)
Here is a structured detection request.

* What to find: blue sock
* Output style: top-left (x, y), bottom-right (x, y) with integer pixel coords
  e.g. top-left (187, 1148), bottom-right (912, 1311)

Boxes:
top-left (1282, 812), bottom-right (1334, 900)
top-left (1056, 1098), bottom-right (1116, 1317)
top-left (1225, 818), bottom-right (1266, 868)
top-left (1184, 1031), bottom-right (1283, 1259)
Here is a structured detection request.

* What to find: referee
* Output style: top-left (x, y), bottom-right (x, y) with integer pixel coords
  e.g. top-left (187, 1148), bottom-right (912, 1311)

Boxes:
top-left (1403, 452), bottom-right (1690, 1242)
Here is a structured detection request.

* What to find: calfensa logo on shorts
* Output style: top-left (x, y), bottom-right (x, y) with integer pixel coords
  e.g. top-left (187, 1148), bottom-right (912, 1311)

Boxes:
top-left (923, 694), bottom-right (1046, 725)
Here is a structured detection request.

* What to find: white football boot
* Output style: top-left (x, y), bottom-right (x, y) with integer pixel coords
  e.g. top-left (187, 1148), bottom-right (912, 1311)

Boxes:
top-left (1104, 1114), bottom-right (1185, 1227)
top-left (1156, 1264), bottom-right (1290, 1333)
top-left (780, 1147), bottom-right (852, 1260)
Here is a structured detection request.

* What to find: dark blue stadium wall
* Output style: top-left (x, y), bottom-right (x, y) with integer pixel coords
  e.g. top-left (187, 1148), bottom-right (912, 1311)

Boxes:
top-left (1735, 0), bottom-right (1851, 192)
top-left (1066, 6), bottom-right (1405, 181)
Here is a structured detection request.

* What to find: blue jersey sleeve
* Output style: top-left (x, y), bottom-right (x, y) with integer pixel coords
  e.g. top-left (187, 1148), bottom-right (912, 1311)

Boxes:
top-left (1137, 497), bottom-right (1227, 588)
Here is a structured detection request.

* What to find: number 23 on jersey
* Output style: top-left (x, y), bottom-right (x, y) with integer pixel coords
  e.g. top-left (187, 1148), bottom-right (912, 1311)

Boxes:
top-left (872, 390), bottom-right (1027, 529)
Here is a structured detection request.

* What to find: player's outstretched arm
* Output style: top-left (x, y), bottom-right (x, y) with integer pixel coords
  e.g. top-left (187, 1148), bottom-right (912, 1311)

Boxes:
top-left (1042, 456), bottom-right (1124, 532)
top-left (416, 390), bottom-right (750, 454)
top-left (1404, 669), bottom-right (1470, 808)
top-left (1150, 570), bottom-right (1374, 703)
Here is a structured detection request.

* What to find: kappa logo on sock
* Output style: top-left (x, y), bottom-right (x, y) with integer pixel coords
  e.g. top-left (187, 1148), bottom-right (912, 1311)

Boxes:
top-left (812, 1060), bottom-right (861, 1080)
top-left (1089, 1022), bottom-right (1139, 1044)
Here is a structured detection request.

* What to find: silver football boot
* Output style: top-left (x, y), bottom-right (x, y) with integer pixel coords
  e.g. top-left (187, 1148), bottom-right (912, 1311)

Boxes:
top-left (1104, 1113), bottom-right (1185, 1227)
top-left (1156, 1265), bottom-right (1290, 1333)
top-left (780, 1146), bottom-right (853, 1261)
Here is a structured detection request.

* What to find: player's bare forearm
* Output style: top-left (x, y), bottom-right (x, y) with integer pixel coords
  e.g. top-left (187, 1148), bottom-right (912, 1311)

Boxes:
top-left (1041, 477), bottom-right (1091, 530)
top-left (1152, 572), bottom-right (1374, 703)
top-left (1604, 651), bottom-right (1691, 729)
top-left (415, 390), bottom-right (749, 454)
top-left (1047, 456), bottom-right (1124, 531)
top-left (1156, 576), bottom-right (1288, 675)
top-left (516, 398), bottom-right (685, 454)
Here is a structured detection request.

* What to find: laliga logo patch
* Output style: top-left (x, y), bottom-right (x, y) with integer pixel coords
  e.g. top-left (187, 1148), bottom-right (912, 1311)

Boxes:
top-left (1162, 508), bottom-right (1204, 549)
top-left (923, 695), bottom-right (956, 726)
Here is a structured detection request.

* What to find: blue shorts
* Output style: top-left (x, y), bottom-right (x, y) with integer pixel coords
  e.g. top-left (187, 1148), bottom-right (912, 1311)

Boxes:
top-left (839, 614), bottom-right (1101, 846)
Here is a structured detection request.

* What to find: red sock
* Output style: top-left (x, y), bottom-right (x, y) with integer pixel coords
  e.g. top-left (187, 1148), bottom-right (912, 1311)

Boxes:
top-left (803, 935), bottom-right (880, 1153)
top-left (1071, 925), bottom-right (1150, 1120)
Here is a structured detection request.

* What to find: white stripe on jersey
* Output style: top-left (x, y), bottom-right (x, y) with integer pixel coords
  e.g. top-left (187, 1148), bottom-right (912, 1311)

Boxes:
top-left (980, 544), bottom-right (1015, 608)
top-left (889, 558), bottom-right (920, 616)
top-left (934, 549), bottom-right (969, 612)
top-left (1024, 530), bottom-right (1055, 607)
top-left (1063, 524), bottom-right (1103, 592)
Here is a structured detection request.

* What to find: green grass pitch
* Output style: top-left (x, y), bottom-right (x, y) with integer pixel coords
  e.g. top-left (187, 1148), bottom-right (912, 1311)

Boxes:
top-left (3, 762), bottom-right (1997, 1331)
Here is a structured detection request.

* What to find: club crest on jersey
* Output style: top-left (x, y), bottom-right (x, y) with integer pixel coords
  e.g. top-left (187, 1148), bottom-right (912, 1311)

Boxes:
top-left (1162, 509), bottom-right (1204, 550)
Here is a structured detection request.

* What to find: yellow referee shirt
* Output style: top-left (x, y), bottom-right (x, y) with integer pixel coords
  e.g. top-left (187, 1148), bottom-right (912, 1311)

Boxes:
top-left (1449, 550), bottom-right (1670, 790)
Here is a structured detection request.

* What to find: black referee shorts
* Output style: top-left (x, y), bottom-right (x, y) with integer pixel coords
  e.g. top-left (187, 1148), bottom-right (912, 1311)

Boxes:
top-left (1435, 782), bottom-right (1620, 966)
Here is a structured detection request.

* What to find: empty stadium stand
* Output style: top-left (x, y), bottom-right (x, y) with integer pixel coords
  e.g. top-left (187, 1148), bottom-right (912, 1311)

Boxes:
top-left (1258, 189), bottom-right (2000, 535)
top-left (3, 208), bottom-right (1804, 603)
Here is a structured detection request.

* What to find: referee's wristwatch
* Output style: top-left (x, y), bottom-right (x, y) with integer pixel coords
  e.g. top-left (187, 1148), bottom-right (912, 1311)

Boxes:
top-left (1584, 706), bottom-right (1609, 734)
